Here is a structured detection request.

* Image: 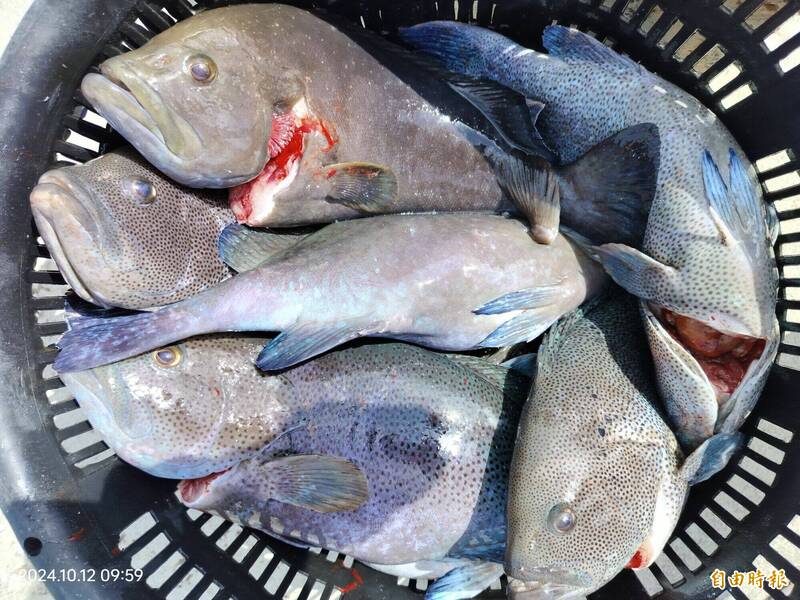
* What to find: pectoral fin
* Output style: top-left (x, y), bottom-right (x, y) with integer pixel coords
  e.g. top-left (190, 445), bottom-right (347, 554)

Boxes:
top-left (425, 562), bottom-right (504, 600)
top-left (217, 223), bottom-right (308, 272)
top-left (473, 283), bottom-right (566, 315)
top-left (593, 244), bottom-right (676, 301)
top-left (680, 432), bottom-right (744, 485)
top-left (265, 454), bottom-right (368, 513)
top-left (324, 162), bottom-right (398, 212)
top-left (478, 306), bottom-right (563, 348)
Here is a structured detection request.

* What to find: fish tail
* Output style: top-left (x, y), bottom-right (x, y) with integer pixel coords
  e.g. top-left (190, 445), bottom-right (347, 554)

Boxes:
top-left (557, 123), bottom-right (661, 247)
top-left (54, 303), bottom-right (204, 372)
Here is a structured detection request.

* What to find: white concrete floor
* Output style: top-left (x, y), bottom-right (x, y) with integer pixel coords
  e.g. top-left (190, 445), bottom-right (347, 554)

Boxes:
top-left (0, 3), bottom-right (54, 599)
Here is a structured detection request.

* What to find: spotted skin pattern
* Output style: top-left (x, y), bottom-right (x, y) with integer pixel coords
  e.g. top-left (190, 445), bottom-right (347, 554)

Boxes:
top-left (63, 341), bottom-right (526, 576)
top-left (30, 149), bottom-right (232, 310)
top-left (401, 22), bottom-right (778, 446)
top-left (506, 293), bottom-right (687, 597)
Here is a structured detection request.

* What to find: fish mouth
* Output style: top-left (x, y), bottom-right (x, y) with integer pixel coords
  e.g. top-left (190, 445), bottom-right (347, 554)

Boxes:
top-left (645, 302), bottom-right (768, 405)
top-left (81, 68), bottom-right (202, 178)
top-left (30, 170), bottom-right (113, 307)
top-left (178, 468), bottom-right (232, 506)
top-left (506, 569), bottom-right (591, 600)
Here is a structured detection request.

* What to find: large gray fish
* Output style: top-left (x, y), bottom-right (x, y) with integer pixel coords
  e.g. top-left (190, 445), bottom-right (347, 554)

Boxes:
top-left (53, 213), bottom-right (606, 373)
top-left (79, 4), bottom-right (660, 245)
top-left (62, 336), bottom-right (528, 599)
top-left (402, 22), bottom-right (779, 449)
top-left (30, 149), bottom-right (232, 310)
top-left (505, 292), bottom-right (742, 599)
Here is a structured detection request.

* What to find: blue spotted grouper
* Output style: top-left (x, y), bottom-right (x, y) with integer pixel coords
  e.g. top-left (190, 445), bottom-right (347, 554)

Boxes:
top-left (61, 328), bottom-right (529, 600)
top-left (80, 4), bottom-right (660, 246)
top-left (53, 213), bottom-right (607, 373)
top-left (504, 292), bottom-right (742, 599)
top-left (401, 22), bottom-right (779, 449)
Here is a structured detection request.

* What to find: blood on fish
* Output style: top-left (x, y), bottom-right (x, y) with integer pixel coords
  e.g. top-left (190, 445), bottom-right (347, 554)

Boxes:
top-left (178, 468), bottom-right (230, 503)
top-left (659, 308), bottom-right (765, 400)
top-left (625, 550), bottom-right (646, 569)
top-left (229, 112), bottom-right (338, 223)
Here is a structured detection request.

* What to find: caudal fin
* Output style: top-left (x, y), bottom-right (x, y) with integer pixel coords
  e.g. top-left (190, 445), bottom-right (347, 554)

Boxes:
top-left (54, 306), bottom-right (200, 372)
top-left (558, 123), bottom-right (660, 247)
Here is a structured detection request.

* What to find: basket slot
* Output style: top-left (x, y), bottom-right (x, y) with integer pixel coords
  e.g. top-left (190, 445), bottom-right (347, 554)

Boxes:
top-left (705, 60), bottom-right (745, 93)
top-left (744, 0), bottom-right (791, 33)
top-left (73, 447), bottom-right (115, 470)
top-left (673, 31), bottom-right (707, 63)
top-left (769, 534), bottom-right (800, 575)
top-left (31, 282), bottom-right (70, 299)
top-left (631, 566), bottom-right (664, 596)
top-left (165, 566), bottom-right (205, 600)
top-left (248, 545), bottom-right (278, 582)
top-left (230, 533), bottom-right (260, 564)
top-left (136, 536), bottom-right (179, 580)
top-left (214, 523), bottom-right (243, 551)
top-left (52, 406), bottom-right (87, 430)
top-left (756, 149), bottom-right (795, 173)
top-left (199, 514), bottom-right (227, 538)
top-left (146, 549), bottom-right (190, 590)
top-left (186, 579), bottom-right (222, 600)
top-left (668, 537), bottom-right (703, 571)
top-left (719, 81), bottom-right (757, 110)
top-left (638, 4), bottom-right (665, 35)
top-left (137, 2), bottom-right (177, 32)
top-left (721, 0), bottom-right (749, 16)
top-left (658, 19), bottom-right (691, 55)
top-left (690, 43), bottom-right (727, 77)
top-left (685, 521), bottom-right (721, 555)
top-left (757, 418), bottom-right (795, 442)
top-left (700, 507), bottom-right (734, 538)
top-left (714, 490), bottom-right (751, 521)
top-left (62, 113), bottom-right (121, 146)
top-left (264, 559), bottom-right (293, 596)
top-left (748, 436), bottom-right (787, 464)
top-left (739, 455), bottom-right (778, 485)
top-left (120, 20), bottom-right (154, 47)
top-left (161, 0), bottom-right (196, 21)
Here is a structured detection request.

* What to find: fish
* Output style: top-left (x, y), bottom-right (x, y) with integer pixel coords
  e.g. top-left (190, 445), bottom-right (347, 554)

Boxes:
top-left (61, 332), bottom-right (528, 599)
top-left (79, 4), bottom-right (660, 246)
top-left (401, 22), bottom-right (779, 449)
top-left (30, 148), bottom-right (235, 310)
top-left (53, 213), bottom-right (607, 373)
top-left (504, 291), bottom-right (742, 599)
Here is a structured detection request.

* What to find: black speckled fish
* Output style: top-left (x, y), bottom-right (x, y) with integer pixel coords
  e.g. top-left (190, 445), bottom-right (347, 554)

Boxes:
top-left (80, 4), bottom-right (659, 246)
top-left (504, 292), bottom-right (742, 599)
top-left (53, 213), bottom-right (606, 373)
top-left (29, 149), bottom-right (233, 310)
top-left (61, 333), bottom-right (528, 599)
top-left (402, 22), bottom-right (778, 449)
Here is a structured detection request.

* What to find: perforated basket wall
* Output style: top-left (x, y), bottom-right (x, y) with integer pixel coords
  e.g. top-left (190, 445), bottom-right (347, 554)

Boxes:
top-left (0, 0), bottom-right (799, 598)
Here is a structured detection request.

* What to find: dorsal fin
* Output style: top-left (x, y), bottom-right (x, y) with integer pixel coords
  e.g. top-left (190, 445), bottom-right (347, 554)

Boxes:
top-left (542, 25), bottom-right (642, 74)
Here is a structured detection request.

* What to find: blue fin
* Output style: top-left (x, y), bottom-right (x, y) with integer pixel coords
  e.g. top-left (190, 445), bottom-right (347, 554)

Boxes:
top-left (474, 284), bottom-right (565, 315)
top-left (593, 243), bottom-right (676, 301)
top-left (766, 201), bottom-right (779, 246)
top-left (264, 454), bottom-right (368, 513)
top-left (217, 223), bottom-right (307, 273)
top-left (425, 562), bottom-right (504, 600)
top-left (63, 294), bottom-right (137, 331)
top-left (398, 21), bottom-right (497, 78)
top-left (542, 25), bottom-right (642, 73)
top-left (681, 432), bottom-right (744, 485)
top-left (501, 353), bottom-right (537, 377)
top-left (256, 322), bottom-right (368, 371)
top-left (478, 306), bottom-right (562, 348)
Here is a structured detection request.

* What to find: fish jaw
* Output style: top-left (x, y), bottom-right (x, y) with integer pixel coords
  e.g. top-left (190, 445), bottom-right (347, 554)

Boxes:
top-left (506, 570), bottom-right (592, 600)
top-left (642, 302), bottom-right (772, 447)
top-left (179, 467), bottom-right (234, 508)
top-left (30, 170), bottom-right (115, 307)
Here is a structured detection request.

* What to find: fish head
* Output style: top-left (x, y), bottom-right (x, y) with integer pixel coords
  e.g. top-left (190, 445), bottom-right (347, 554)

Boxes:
top-left (60, 335), bottom-right (272, 478)
top-left (31, 150), bottom-right (228, 309)
top-left (80, 9), bottom-right (277, 188)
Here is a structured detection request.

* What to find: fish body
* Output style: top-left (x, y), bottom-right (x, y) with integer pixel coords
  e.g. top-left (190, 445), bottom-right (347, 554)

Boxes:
top-left (30, 149), bottom-right (231, 309)
top-left (54, 213), bottom-right (607, 373)
top-left (63, 340), bottom-right (525, 593)
top-left (402, 22), bottom-right (778, 448)
top-left (504, 292), bottom-right (742, 599)
top-left (80, 4), bottom-right (658, 245)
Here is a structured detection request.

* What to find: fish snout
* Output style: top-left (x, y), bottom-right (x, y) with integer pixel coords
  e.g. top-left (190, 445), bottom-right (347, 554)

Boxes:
top-left (506, 575), bottom-right (588, 600)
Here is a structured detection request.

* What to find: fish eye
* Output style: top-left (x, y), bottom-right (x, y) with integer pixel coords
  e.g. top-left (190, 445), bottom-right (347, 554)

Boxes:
top-left (152, 346), bottom-right (182, 368)
top-left (186, 54), bottom-right (217, 83)
top-left (128, 178), bottom-right (156, 205)
top-left (547, 503), bottom-right (576, 534)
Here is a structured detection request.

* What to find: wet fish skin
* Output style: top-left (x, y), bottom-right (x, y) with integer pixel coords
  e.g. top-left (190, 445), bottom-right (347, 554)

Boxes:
top-left (80, 4), bottom-right (658, 248)
top-left (53, 213), bottom-right (607, 373)
top-left (63, 339), bottom-right (525, 593)
top-left (401, 22), bottom-right (778, 447)
top-left (30, 149), bottom-right (232, 310)
top-left (504, 292), bottom-right (740, 598)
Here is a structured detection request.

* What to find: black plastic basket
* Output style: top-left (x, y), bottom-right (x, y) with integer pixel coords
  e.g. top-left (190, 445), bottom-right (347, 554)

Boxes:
top-left (0, 0), bottom-right (799, 598)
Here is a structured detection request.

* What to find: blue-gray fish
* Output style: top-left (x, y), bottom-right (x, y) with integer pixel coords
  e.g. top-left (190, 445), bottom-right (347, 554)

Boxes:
top-left (79, 4), bottom-right (659, 246)
top-left (30, 149), bottom-right (232, 310)
top-left (62, 336), bottom-right (528, 599)
top-left (53, 213), bottom-right (606, 373)
top-left (401, 22), bottom-right (779, 450)
top-left (505, 292), bottom-right (742, 599)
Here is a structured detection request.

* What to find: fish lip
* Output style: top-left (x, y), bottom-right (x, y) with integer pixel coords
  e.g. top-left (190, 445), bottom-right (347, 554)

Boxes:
top-left (506, 574), bottom-right (588, 600)
top-left (30, 172), bottom-right (112, 307)
top-left (98, 61), bottom-right (202, 160)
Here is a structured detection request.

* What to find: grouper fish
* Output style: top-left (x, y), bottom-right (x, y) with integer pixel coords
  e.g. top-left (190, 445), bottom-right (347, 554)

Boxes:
top-left (504, 292), bottom-right (742, 599)
top-left (53, 213), bottom-right (607, 373)
top-left (79, 4), bottom-right (659, 245)
top-left (61, 332), bottom-right (529, 600)
top-left (402, 22), bottom-right (779, 449)
top-left (30, 149), bottom-right (233, 310)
